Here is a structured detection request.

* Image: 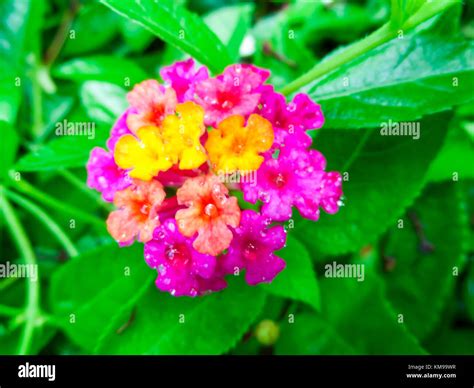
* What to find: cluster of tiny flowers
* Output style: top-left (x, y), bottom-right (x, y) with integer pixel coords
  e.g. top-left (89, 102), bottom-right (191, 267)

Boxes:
top-left (86, 59), bottom-right (343, 297)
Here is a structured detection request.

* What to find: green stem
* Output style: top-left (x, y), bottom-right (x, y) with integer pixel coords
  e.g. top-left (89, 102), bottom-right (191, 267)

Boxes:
top-left (58, 169), bottom-right (112, 212)
top-left (0, 304), bottom-right (23, 317)
top-left (403, 0), bottom-right (458, 30)
top-left (9, 171), bottom-right (106, 229)
top-left (8, 310), bottom-right (60, 332)
top-left (5, 189), bottom-right (79, 258)
top-left (280, 24), bottom-right (393, 96)
top-left (43, 0), bottom-right (80, 67)
top-left (279, 1), bottom-right (459, 96)
top-left (0, 186), bottom-right (40, 355)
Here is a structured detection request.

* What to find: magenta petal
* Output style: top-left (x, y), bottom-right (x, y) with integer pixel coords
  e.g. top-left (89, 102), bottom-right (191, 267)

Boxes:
top-left (242, 147), bottom-right (343, 222)
top-left (194, 63), bottom-right (269, 126)
top-left (144, 219), bottom-right (225, 297)
top-left (256, 87), bottom-right (325, 149)
top-left (222, 210), bottom-right (287, 286)
top-left (106, 109), bottom-right (133, 151)
top-left (221, 248), bottom-right (244, 276)
top-left (262, 224), bottom-right (287, 251)
top-left (86, 147), bottom-right (131, 202)
top-left (245, 254), bottom-right (286, 286)
top-left (191, 252), bottom-right (216, 279)
top-left (160, 58), bottom-right (209, 102)
top-left (320, 172), bottom-right (343, 214)
top-left (289, 93), bottom-right (325, 130)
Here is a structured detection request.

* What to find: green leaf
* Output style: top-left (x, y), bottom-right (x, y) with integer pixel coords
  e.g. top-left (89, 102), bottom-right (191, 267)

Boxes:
top-left (0, 0), bottom-right (31, 65)
top-left (262, 236), bottom-right (320, 311)
top-left (300, 2), bottom-right (385, 45)
top-left (427, 124), bottom-right (474, 182)
top-left (119, 18), bottom-right (154, 53)
top-left (383, 182), bottom-right (469, 339)
top-left (276, 313), bottom-right (356, 355)
top-left (319, 273), bottom-right (426, 354)
top-left (63, 3), bottom-right (119, 56)
top-left (465, 261), bottom-right (474, 323)
top-left (204, 3), bottom-right (254, 61)
top-left (15, 82), bottom-right (124, 172)
top-left (101, 0), bottom-right (232, 73)
top-left (0, 65), bottom-right (20, 124)
top-left (80, 81), bottom-right (128, 124)
top-left (303, 35), bottom-right (474, 129)
top-left (39, 93), bottom-right (75, 141)
top-left (425, 329), bottom-right (474, 355)
top-left (53, 56), bottom-right (148, 86)
top-left (252, 14), bottom-right (316, 88)
top-left (15, 131), bottom-right (108, 172)
top-left (49, 244), bottom-right (153, 352)
top-left (96, 278), bottom-right (266, 355)
top-left (0, 121), bottom-right (19, 179)
top-left (390, 0), bottom-right (426, 27)
top-left (295, 112), bottom-right (450, 258)
top-left (0, 0), bottom-right (31, 123)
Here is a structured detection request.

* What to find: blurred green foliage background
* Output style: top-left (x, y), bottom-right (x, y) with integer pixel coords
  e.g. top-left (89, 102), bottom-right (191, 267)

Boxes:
top-left (0, 0), bottom-right (473, 355)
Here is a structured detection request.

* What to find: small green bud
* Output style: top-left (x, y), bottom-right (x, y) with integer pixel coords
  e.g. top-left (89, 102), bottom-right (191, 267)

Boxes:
top-left (255, 319), bottom-right (280, 346)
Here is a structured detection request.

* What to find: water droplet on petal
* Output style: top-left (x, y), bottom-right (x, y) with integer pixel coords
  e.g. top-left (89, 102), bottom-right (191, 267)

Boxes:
top-left (204, 203), bottom-right (218, 218)
top-left (158, 264), bottom-right (166, 275)
top-left (259, 191), bottom-right (270, 203)
top-left (243, 241), bottom-right (258, 261)
top-left (221, 100), bottom-right (233, 109)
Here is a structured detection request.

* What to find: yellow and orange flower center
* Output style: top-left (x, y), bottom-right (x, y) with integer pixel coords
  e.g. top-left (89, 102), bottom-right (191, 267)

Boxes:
top-left (205, 114), bottom-right (274, 175)
top-left (114, 102), bottom-right (208, 181)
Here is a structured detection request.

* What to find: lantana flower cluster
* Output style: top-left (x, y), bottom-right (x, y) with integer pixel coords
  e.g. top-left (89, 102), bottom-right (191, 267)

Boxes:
top-left (87, 59), bottom-right (343, 297)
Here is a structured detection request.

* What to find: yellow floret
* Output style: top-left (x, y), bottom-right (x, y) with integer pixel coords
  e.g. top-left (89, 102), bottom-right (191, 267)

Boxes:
top-left (114, 126), bottom-right (173, 181)
top-left (205, 114), bottom-right (274, 174)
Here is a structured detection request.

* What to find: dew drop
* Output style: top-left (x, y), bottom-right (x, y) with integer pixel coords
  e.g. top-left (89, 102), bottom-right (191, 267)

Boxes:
top-left (243, 241), bottom-right (258, 261)
top-left (158, 264), bottom-right (166, 275)
top-left (221, 100), bottom-right (233, 109)
top-left (204, 203), bottom-right (218, 218)
top-left (259, 191), bottom-right (270, 203)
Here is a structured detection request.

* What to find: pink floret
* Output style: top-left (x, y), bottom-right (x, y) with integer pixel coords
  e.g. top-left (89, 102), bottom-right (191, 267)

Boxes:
top-left (160, 58), bottom-right (209, 102)
top-left (257, 86), bottom-right (324, 149)
top-left (222, 210), bottom-right (286, 285)
top-left (242, 147), bottom-right (343, 222)
top-left (195, 64), bottom-right (269, 126)
top-left (144, 219), bottom-right (227, 297)
top-left (86, 147), bottom-right (131, 202)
